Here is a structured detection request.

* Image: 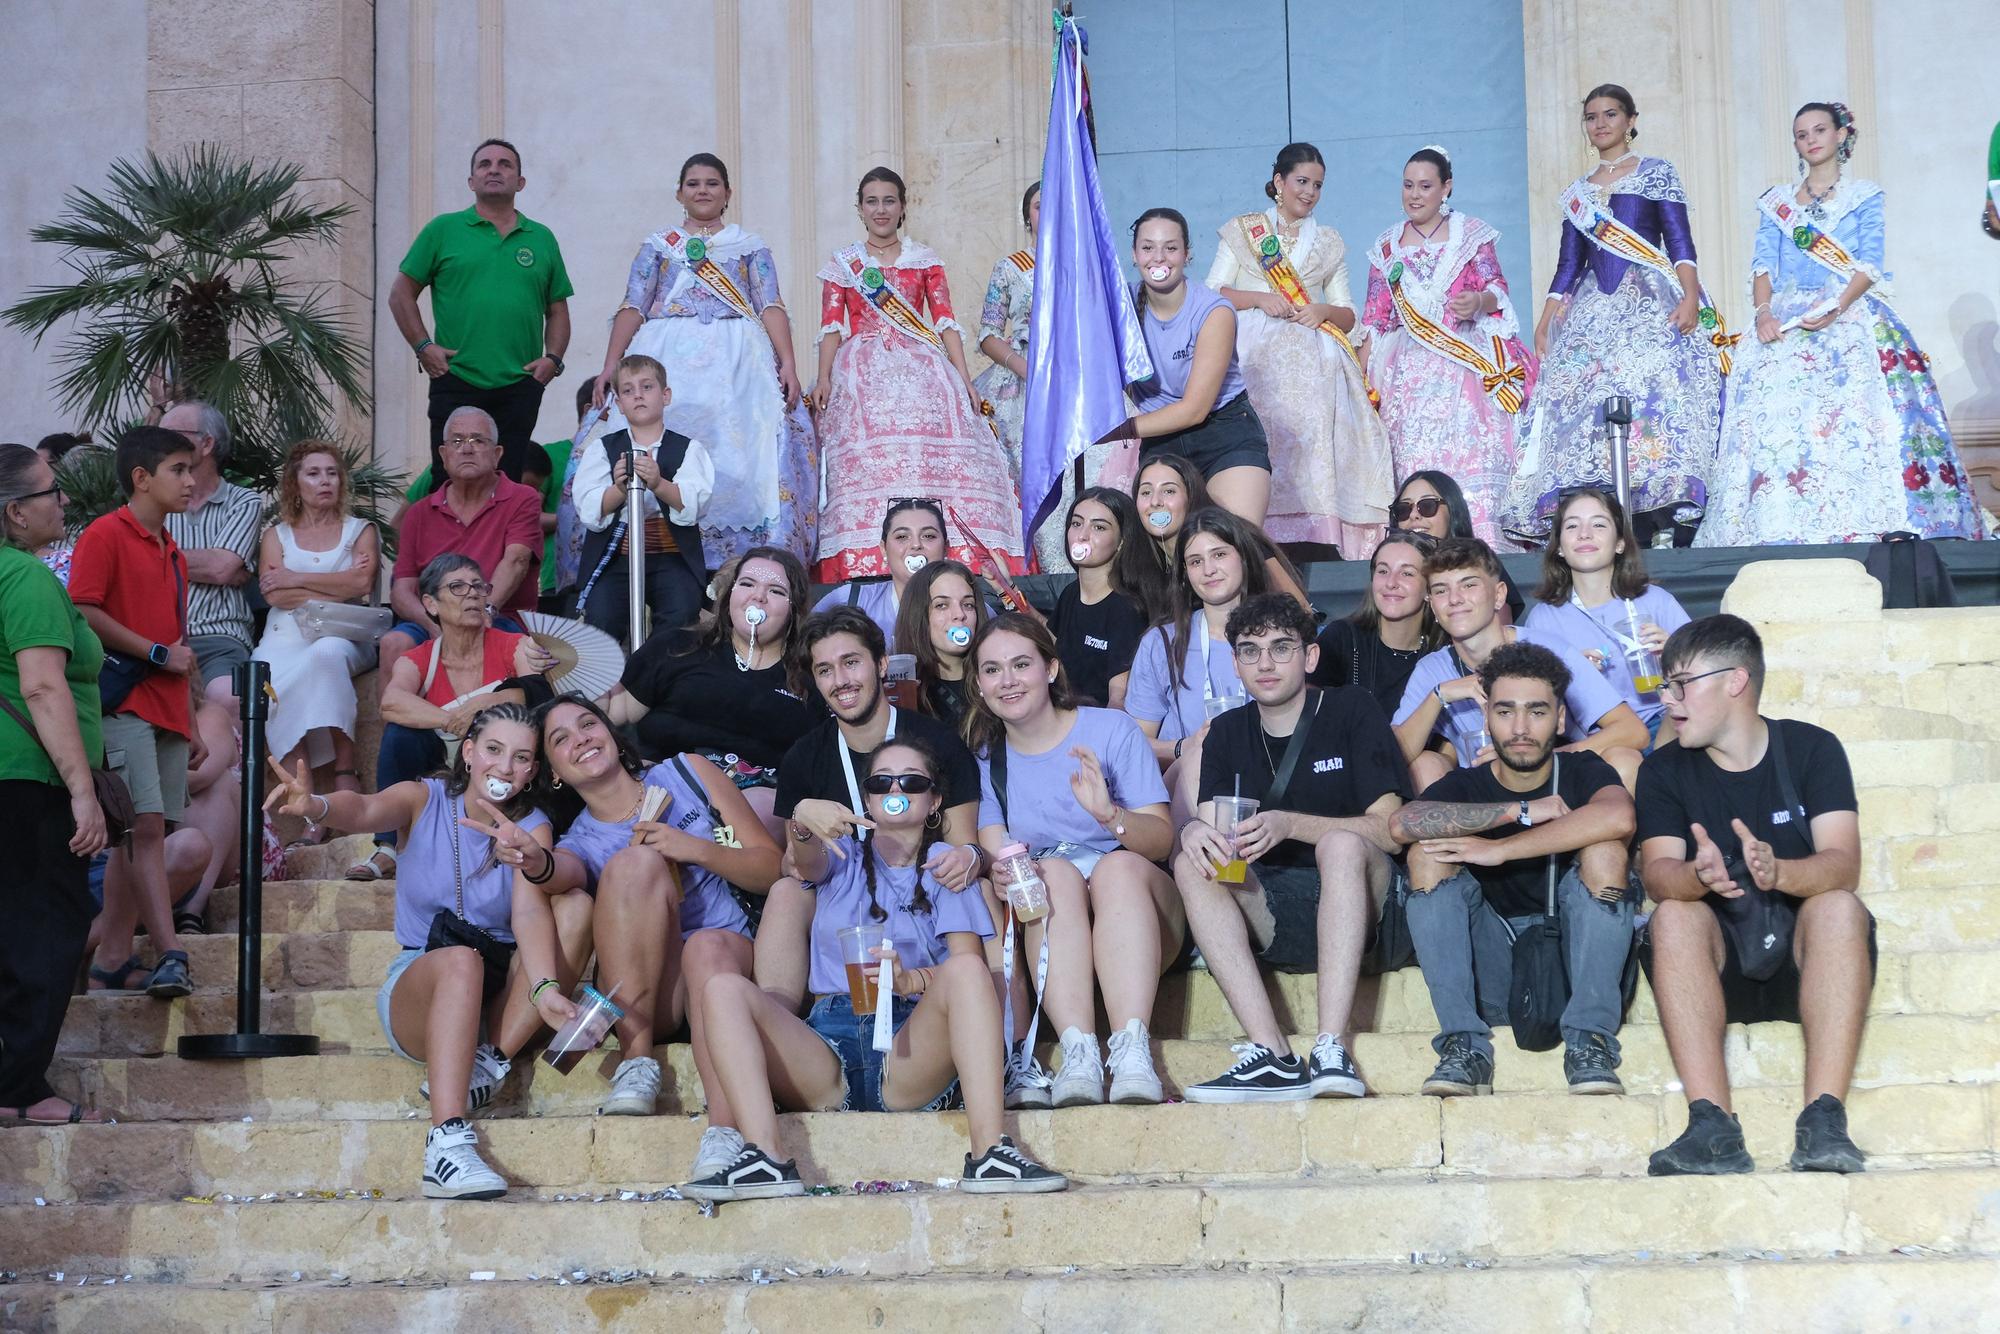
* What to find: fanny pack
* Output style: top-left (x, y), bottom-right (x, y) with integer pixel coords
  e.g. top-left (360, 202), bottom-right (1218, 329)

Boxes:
top-left (1713, 721), bottom-right (1812, 982)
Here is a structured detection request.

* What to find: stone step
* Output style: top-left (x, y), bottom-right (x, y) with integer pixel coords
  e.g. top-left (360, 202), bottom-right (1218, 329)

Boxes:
top-left (5, 1080), bottom-right (1993, 1206)
top-left (55, 988), bottom-right (380, 1058)
top-left (201, 880), bottom-right (395, 936)
top-left (55, 1012), bottom-right (2000, 1121)
top-left (7, 1165), bottom-right (1998, 1285)
top-left (9, 1253), bottom-right (1999, 1333)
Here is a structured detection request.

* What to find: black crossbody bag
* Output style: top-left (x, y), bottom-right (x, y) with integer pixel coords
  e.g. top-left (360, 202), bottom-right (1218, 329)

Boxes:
top-left (424, 791), bottom-right (516, 997)
top-left (1712, 721), bottom-right (1813, 982)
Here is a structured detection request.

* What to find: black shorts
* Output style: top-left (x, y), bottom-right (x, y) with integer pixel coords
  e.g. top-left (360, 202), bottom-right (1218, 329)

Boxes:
top-left (1142, 393), bottom-right (1270, 479)
top-left (1249, 861), bottom-right (1402, 974)
top-left (1639, 902), bottom-right (1879, 1025)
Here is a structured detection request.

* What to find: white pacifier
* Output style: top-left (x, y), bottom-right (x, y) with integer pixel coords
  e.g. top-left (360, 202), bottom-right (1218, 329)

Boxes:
top-left (1145, 265), bottom-right (1171, 282)
top-left (482, 775), bottom-right (513, 801)
top-left (1070, 542), bottom-right (1093, 564)
top-left (946, 624), bottom-right (972, 648)
top-left (1147, 509), bottom-right (1174, 529)
top-left (744, 605), bottom-right (768, 626)
top-left (880, 794), bottom-right (911, 816)
top-left (902, 553), bottom-right (930, 574)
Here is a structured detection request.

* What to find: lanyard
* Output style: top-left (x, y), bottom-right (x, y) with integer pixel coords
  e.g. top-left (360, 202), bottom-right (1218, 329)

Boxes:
top-left (838, 707), bottom-right (898, 817)
top-left (1175, 613), bottom-right (1228, 736)
top-left (1569, 594), bottom-right (1645, 658)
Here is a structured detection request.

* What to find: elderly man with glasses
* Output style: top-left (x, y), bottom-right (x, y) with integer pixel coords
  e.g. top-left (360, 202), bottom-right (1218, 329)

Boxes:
top-left (379, 407), bottom-right (549, 682)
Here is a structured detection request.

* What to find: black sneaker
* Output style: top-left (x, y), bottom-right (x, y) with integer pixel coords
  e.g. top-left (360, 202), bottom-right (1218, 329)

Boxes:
top-left (679, 1144), bottom-right (805, 1202)
top-left (1307, 1032), bottom-right (1366, 1099)
top-left (1183, 1043), bottom-right (1312, 1103)
top-left (962, 1136), bottom-right (1068, 1194)
top-left (1648, 1099), bottom-right (1755, 1176)
top-left (1563, 1033), bottom-right (1623, 1095)
top-left (1419, 1034), bottom-right (1494, 1097)
top-left (1790, 1093), bottom-right (1866, 1174)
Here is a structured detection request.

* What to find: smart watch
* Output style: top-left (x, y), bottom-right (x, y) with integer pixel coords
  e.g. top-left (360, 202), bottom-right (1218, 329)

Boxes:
top-left (147, 642), bottom-right (170, 668)
top-left (1517, 799), bottom-right (1533, 828)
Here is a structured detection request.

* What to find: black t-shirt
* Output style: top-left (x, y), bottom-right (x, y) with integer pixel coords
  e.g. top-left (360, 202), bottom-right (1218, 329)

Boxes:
top-left (1308, 619), bottom-right (1428, 721)
top-left (1634, 718), bottom-right (1856, 914)
top-left (773, 705), bottom-right (984, 821)
top-left (1419, 750), bottom-right (1624, 916)
top-left (1197, 686), bottom-right (1410, 867)
top-left (1050, 582), bottom-right (1148, 707)
top-left (621, 628), bottom-right (823, 767)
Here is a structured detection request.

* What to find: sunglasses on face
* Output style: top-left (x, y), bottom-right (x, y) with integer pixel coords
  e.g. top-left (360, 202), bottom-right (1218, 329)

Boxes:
top-left (1390, 496), bottom-right (1445, 522)
top-left (862, 773), bottom-right (936, 795)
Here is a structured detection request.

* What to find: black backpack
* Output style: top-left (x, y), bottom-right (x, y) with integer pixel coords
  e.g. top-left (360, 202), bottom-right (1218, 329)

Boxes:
top-left (1864, 533), bottom-right (1957, 609)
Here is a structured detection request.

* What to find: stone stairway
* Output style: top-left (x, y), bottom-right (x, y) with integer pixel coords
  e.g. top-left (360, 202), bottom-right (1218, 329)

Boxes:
top-left (7, 560), bottom-right (1999, 1332)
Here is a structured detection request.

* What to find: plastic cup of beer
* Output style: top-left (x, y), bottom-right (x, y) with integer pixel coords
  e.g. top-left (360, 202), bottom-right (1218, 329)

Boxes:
top-left (884, 653), bottom-right (920, 710)
top-left (839, 923), bottom-right (889, 1011)
top-left (541, 984), bottom-right (626, 1074)
top-left (1211, 795), bottom-right (1259, 886)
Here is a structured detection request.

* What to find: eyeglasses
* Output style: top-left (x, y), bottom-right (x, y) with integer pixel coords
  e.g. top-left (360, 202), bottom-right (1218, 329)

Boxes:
top-left (11, 484), bottom-right (64, 504)
top-left (445, 434), bottom-right (496, 451)
top-left (1659, 666), bottom-right (1735, 700)
top-left (1232, 640), bottom-right (1302, 665)
top-left (439, 579), bottom-right (493, 599)
top-left (862, 773), bottom-right (936, 795)
top-left (1391, 496), bottom-right (1445, 522)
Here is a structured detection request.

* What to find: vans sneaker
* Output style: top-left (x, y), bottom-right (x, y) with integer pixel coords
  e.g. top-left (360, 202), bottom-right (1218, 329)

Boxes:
top-left (1183, 1043), bottom-right (1311, 1104)
top-left (962, 1136), bottom-right (1068, 1194)
top-left (1004, 1046), bottom-right (1054, 1110)
top-left (1419, 1034), bottom-right (1494, 1097)
top-left (1105, 1019), bottom-right (1163, 1104)
top-left (422, 1117), bottom-right (507, 1200)
top-left (1049, 1028), bottom-right (1105, 1108)
top-left (680, 1144), bottom-right (804, 1202)
top-left (691, 1125), bottom-right (747, 1181)
top-left (1648, 1099), bottom-right (1755, 1176)
top-left (598, 1056), bottom-right (661, 1116)
top-left (1307, 1032), bottom-right (1366, 1098)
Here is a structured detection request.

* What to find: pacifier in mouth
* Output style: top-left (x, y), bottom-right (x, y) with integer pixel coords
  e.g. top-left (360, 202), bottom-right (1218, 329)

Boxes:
top-left (945, 624), bottom-right (972, 648)
top-left (744, 605), bottom-right (768, 626)
top-left (1147, 509), bottom-right (1174, 529)
top-left (902, 553), bottom-right (929, 574)
top-left (482, 775), bottom-right (513, 801)
top-left (880, 794), bottom-right (911, 816)
top-left (1145, 265), bottom-right (1171, 282)
top-left (1070, 542), bottom-right (1093, 564)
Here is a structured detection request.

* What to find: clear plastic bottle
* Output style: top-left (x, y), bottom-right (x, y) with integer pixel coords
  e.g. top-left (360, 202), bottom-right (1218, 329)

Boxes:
top-left (992, 842), bottom-right (1050, 922)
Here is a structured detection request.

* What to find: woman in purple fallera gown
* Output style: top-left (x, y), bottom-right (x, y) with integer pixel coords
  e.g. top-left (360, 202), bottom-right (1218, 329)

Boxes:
top-left (1507, 84), bottom-right (1727, 542)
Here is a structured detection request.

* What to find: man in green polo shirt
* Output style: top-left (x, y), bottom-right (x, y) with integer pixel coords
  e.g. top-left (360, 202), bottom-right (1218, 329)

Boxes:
top-left (390, 137), bottom-right (574, 490)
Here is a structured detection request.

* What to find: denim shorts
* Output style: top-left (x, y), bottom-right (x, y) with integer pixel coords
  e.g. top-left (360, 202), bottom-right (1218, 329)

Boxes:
top-left (376, 948), bottom-right (425, 1062)
top-left (806, 993), bottom-right (960, 1114)
top-left (1034, 841), bottom-right (1105, 880)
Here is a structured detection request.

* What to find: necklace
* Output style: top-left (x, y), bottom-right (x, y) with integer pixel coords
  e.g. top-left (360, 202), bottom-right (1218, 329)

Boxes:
top-left (1801, 174), bottom-right (1839, 222)
top-left (1410, 215), bottom-right (1447, 242)
top-left (1597, 149), bottom-right (1638, 173)
top-left (865, 236), bottom-right (899, 257)
top-left (598, 786), bottom-right (644, 825)
top-left (682, 216), bottom-right (723, 237)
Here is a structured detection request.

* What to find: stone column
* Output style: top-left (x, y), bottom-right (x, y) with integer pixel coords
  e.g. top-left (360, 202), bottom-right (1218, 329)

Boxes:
top-left (147, 0), bottom-right (378, 448)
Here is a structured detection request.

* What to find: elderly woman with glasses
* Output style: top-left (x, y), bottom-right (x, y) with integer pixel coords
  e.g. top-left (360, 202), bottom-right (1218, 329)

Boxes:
top-left (353, 552), bottom-right (553, 880)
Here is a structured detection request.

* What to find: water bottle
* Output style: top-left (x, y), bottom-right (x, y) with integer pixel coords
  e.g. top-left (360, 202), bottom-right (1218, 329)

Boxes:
top-left (992, 842), bottom-right (1050, 923)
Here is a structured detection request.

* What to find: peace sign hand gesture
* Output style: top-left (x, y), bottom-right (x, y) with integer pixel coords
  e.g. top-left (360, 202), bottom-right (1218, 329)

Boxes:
top-left (262, 756), bottom-right (321, 821)
top-left (464, 796), bottom-right (546, 872)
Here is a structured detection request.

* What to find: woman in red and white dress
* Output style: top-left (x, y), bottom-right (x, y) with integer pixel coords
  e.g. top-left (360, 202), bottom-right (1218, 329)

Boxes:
top-left (811, 167), bottom-right (1025, 584)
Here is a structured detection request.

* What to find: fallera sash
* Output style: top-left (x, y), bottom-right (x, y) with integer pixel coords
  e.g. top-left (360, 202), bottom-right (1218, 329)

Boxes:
top-left (1006, 250), bottom-right (1035, 274)
top-left (1239, 216), bottom-right (1377, 406)
top-left (1758, 189), bottom-right (1918, 363)
top-left (836, 244), bottom-right (943, 349)
top-left (1375, 235), bottom-right (1524, 414)
top-left (657, 229), bottom-right (759, 322)
top-left (1560, 181), bottom-right (1740, 374)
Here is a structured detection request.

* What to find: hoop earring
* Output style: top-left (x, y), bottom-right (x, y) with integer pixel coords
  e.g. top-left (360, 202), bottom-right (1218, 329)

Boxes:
top-left (924, 808), bottom-right (943, 830)
top-left (550, 777), bottom-right (563, 791)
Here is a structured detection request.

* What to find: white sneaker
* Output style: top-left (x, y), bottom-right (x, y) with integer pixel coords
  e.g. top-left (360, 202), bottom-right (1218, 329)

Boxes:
top-left (418, 1043), bottom-right (512, 1115)
top-left (422, 1117), bottom-right (507, 1199)
top-left (1106, 1019), bottom-right (1163, 1105)
top-left (1050, 1027), bottom-right (1105, 1108)
top-left (598, 1056), bottom-right (661, 1116)
top-left (1004, 1046), bottom-right (1054, 1110)
top-left (691, 1124), bottom-right (746, 1180)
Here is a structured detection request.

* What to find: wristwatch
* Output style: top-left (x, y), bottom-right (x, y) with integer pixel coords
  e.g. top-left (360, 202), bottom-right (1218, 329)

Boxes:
top-left (1518, 799), bottom-right (1533, 827)
top-left (545, 352), bottom-right (566, 375)
top-left (147, 642), bottom-right (170, 668)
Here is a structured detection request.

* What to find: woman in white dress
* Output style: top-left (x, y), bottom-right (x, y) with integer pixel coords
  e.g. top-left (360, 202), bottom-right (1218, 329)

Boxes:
top-left (252, 442), bottom-right (380, 800)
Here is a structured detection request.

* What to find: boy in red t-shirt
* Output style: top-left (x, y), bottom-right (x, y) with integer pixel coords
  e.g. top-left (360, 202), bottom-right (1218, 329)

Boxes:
top-left (68, 426), bottom-right (207, 999)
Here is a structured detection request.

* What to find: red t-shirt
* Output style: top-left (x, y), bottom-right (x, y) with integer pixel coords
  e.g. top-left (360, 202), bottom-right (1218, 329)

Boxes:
top-left (407, 631), bottom-right (527, 707)
top-left (393, 477), bottom-right (544, 614)
top-left (67, 507), bottom-right (193, 739)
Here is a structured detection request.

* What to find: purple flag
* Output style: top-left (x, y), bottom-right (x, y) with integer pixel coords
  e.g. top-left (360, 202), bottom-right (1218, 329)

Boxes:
top-left (1019, 11), bottom-right (1152, 547)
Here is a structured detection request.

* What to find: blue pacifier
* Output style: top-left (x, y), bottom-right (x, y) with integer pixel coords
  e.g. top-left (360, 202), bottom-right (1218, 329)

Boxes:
top-left (946, 624), bottom-right (972, 648)
top-left (881, 794), bottom-right (911, 816)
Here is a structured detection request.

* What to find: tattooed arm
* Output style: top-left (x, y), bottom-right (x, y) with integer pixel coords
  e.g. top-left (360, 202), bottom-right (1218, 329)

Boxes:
top-left (1390, 793), bottom-right (1571, 845)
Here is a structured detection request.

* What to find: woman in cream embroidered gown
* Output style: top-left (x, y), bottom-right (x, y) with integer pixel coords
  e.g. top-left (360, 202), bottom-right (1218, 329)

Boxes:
top-left (1206, 142), bottom-right (1393, 554)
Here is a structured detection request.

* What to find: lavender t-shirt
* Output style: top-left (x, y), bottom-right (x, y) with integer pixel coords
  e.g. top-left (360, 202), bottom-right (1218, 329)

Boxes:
top-left (555, 759), bottom-right (751, 937)
top-left (813, 580), bottom-right (900, 646)
top-left (976, 707), bottom-right (1170, 853)
top-left (1125, 618), bottom-right (1246, 742)
top-left (1129, 282), bottom-right (1246, 414)
top-left (1393, 626), bottom-right (1627, 766)
top-left (803, 836), bottom-right (995, 997)
top-left (1523, 585), bottom-right (1690, 723)
top-left (392, 778), bottom-right (551, 948)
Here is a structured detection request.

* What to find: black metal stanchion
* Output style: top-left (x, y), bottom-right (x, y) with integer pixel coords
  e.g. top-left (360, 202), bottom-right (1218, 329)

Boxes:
top-left (179, 658), bottom-right (319, 1059)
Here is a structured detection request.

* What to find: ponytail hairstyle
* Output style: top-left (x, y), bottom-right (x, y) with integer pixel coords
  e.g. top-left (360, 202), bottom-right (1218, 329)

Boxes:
top-left (856, 166), bottom-right (908, 226)
top-left (1128, 207), bottom-right (1191, 312)
top-left (440, 700), bottom-right (542, 872)
top-left (1163, 507), bottom-right (1290, 690)
top-left (678, 151), bottom-right (732, 191)
top-left (1793, 101), bottom-right (1858, 163)
top-left (1020, 181), bottom-right (1042, 228)
top-left (1265, 142), bottom-right (1326, 201)
top-left (858, 736), bottom-right (949, 920)
top-left (1406, 145), bottom-right (1453, 187)
top-left (1582, 83), bottom-right (1639, 142)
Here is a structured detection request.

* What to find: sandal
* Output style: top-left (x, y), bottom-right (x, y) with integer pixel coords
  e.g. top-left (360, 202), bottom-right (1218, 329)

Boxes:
top-left (87, 955), bottom-right (148, 993)
top-left (0, 1099), bottom-right (112, 1127)
top-left (345, 846), bottom-right (398, 882)
top-left (171, 887), bottom-right (206, 937)
top-left (146, 949), bottom-right (193, 1000)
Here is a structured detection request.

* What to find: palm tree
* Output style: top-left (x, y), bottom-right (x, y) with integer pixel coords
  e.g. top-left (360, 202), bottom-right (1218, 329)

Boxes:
top-left (4, 144), bottom-right (400, 528)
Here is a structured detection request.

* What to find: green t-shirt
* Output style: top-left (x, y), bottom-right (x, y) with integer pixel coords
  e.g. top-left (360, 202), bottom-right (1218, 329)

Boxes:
top-left (1989, 120), bottom-right (2000, 180)
top-left (398, 208), bottom-right (575, 390)
top-left (411, 436), bottom-right (573, 592)
top-left (0, 544), bottom-right (106, 783)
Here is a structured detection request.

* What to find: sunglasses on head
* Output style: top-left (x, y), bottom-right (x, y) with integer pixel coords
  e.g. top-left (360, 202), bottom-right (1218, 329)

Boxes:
top-left (1390, 496), bottom-right (1445, 521)
top-left (862, 773), bottom-right (936, 795)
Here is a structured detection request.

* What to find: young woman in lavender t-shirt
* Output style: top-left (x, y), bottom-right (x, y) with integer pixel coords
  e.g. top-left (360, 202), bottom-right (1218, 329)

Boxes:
top-left (522, 697), bottom-right (781, 1181)
top-left (1523, 489), bottom-right (1690, 746)
top-left (264, 702), bottom-right (587, 1201)
top-left (969, 614), bottom-right (1178, 1113)
top-left (681, 735), bottom-right (1065, 1200)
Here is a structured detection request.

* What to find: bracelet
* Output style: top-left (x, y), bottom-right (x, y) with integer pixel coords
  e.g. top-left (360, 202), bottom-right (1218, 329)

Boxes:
top-left (1173, 738), bottom-right (1184, 760)
top-left (791, 823), bottom-right (814, 842)
top-left (1753, 303), bottom-right (1772, 316)
top-left (523, 845), bottom-right (556, 885)
top-left (413, 338), bottom-right (433, 356)
top-left (311, 794), bottom-right (331, 824)
top-left (531, 977), bottom-right (558, 1002)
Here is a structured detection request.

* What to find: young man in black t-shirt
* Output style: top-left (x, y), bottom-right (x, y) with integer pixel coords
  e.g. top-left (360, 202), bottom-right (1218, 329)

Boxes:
top-left (1171, 594), bottom-right (1409, 1102)
top-left (756, 608), bottom-right (986, 1010)
top-left (1636, 615), bottom-right (1871, 1176)
top-left (1390, 641), bottom-right (1637, 1097)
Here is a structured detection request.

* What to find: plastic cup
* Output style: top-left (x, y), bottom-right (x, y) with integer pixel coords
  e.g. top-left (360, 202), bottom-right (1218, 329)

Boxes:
top-left (1624, 610), bottom-right (1663, 695)
top-left (839, 923), bottom-right (889, 1012)
top-left (1211, 795), bottom-right (1260, 886)
top-left (993, 841), bottom-right (1050, 923)
top-left (1203, 687), bottom-right (1246, 723)
top-left (541, 984), bottom-right (625, 1074)
top-left (884, 653), bottom-right (920, 710)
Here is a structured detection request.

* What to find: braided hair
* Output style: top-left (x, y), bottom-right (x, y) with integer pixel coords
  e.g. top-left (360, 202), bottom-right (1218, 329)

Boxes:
top-left (858, 736), bottom-right (949, 921)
